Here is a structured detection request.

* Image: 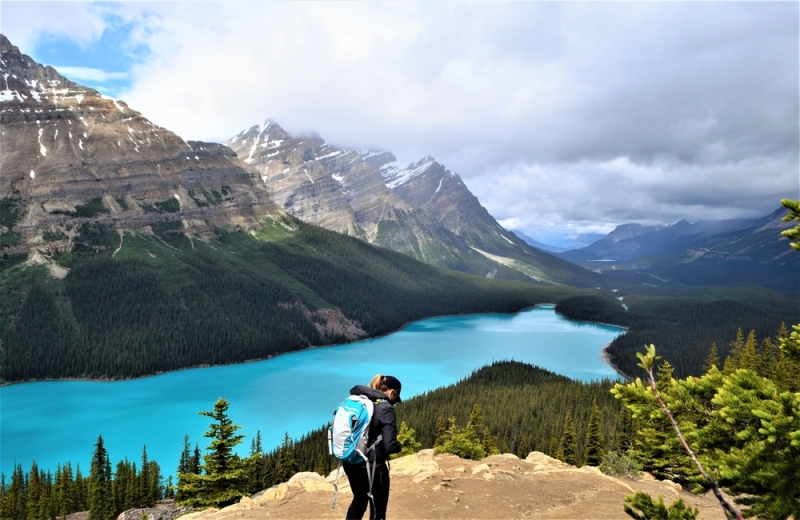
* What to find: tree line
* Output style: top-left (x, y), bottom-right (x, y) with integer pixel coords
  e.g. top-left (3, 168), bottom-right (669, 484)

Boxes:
top-left (556, 288), bottom-right (800, 378)
top-left (2, 219), bottom-right (575, 382)
top-left (0, 438), bottom-right (164, 520)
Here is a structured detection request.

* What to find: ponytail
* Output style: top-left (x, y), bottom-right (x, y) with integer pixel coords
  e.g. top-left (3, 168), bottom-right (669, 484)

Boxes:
top-left (369, 374), bottom-right (388, 391)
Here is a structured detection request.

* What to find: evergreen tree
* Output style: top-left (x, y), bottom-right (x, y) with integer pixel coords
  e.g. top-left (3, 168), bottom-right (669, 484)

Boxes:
top-left (481, 426), bottom-right (499, 457)
top-left (758, 338), bottom-right (777, 378)
top-left (614, 351), bottom-right (800, 518)
top-left (435, 407), bottom-right (497, 461)
top-left (738, 330), bottom-right (758, 371)
top-left (88, 436), bottom-right (114, 520)
top-left (655, 360), bottom-right (674, 391)
top-left (433, 415), bottom-right (446, 448)
top-left (164, 476), bottom-right (174, 500)
top-left (723, 328), bottom-right (744, 375)
top-left (26, 462), bottom-right (42, 520)
top-left (245, 432), bottom-right (267, 493)
top-left (177, 436), bottom-right (191, 476)
top-left (547, 437), bottom-right (559, 458)
top-left (190, 445), bottom-right (201, 475)
top-left (273, 433), bottom-right (298, 485)
top-left (557, 412), bottom-right (579, 466)
top-left (139, 447), bottom-right (153, 507)
top-left (584, 400), bottom-right (605, 466)
top-left (702, 343), bottom-right (719, 373)
top-left (392, 422), bottom-right (421, 459)
top-left (176, 398), bottom-right (247, 507)
top-left (623, 492), bottom-right (699, 520)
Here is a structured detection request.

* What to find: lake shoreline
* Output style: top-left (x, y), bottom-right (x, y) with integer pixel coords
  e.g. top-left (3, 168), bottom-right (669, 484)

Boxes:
top-left (3, 305), bottom-right (626, 477)
top-left (0, 303), bottom-right (628, 387)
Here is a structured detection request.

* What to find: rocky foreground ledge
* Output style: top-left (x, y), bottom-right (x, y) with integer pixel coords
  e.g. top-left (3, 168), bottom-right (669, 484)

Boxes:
top-left (178, 450), bottom-right (726, 520)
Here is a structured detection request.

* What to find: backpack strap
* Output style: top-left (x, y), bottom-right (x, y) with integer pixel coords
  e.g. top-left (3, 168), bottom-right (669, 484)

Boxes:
top-left (363, 435), bottom-right (383, 509)
top-left (329, 435), bottom-right (382, 511)
top-left (330, 460), bottom-right (342, 509)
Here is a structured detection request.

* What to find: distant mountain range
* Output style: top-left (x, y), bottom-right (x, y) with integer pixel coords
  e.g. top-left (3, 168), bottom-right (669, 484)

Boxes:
top-left (510, 231), bottom-right (568, 253)
top-left (553, 209), bottom-right (799, 292)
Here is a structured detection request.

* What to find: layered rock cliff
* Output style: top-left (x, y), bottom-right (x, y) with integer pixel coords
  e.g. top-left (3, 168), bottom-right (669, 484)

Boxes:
top-left (0, 34), bottom-right (281, 254)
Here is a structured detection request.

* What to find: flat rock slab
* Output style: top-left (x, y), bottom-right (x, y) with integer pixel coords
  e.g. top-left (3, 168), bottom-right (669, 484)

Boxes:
top-left (179, 451), bottom-right (728, 520)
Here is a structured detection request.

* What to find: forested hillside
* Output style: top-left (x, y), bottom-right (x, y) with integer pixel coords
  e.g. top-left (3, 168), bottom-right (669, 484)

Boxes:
top-left (1, 217), bottom-right (591, 383)
top-left (248, 361), bottom-right (627, 487)
top-left (556, 287), bottom-right (800, 378)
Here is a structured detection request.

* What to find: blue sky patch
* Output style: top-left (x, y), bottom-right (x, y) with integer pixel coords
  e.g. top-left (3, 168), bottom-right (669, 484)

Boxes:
top-left (30, 19), bottom-right (145, 98)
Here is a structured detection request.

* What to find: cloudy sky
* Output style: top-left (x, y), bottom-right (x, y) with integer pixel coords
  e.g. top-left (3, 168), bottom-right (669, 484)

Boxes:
top-left (3, 1), bottom-right (798, 247)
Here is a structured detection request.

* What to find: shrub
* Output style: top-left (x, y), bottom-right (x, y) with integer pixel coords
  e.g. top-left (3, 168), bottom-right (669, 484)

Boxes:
top-left (599, 451), bottom-right (643, 479)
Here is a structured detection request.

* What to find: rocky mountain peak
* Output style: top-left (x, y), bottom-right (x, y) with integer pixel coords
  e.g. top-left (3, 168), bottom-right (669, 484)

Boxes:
top-left (225, 119), bottom-right (293, 164)
top-left (380, 155), bottom-right (445, 189)
top-left (222, 118), bottom-right (601, 285)
top-left (1, 34), bottom-right (76, 89)
top-left (1, 35), bottom-right (281, 254)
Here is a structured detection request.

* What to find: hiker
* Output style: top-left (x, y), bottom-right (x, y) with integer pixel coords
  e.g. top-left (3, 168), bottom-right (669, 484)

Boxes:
top-left (343, 374), bottom-right (402, 520)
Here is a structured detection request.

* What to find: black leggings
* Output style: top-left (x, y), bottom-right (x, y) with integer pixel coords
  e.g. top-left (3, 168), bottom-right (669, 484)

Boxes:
top-left (343, 462), bottom-right (390, 520)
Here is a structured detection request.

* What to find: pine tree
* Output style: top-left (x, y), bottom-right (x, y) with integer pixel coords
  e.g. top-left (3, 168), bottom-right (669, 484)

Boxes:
top-left (178, 436), bottom-right (191, 476)
top-left (190, 445), bottom-right (201, 475)
top-left (702, 343), bottom-right (719, 373)
top-left (245, 431), bottom-right (267, 493)
top-left (176, 398), bottom-right (247, 507)
top-left (433, 415), bottom-right (446, 448)
top-left (757, 338), bottom-right (777, 378)
top-left (88, 436), bottom-right (114, 520)
top-left (273, 433), bottom-right (298, 484)
top-left (584, 400), bottom-right (605, 466)
top-left (613, 345), bottom-right (800, 519)
top-left (557, 412), bottom-right (579, 466)
top-left (26, 462), bottom-right (42, 520)
top-left (656, 360), bottom-right (673, 391)
top-left (547, 437), bottom-right (559, 457)
top-left (164, 476), bottom-right (174, 500)
top-left (723, 328), bottom-right (744, 375)
top-left (738, 330), bottom-right (758, 371)
top-left (139, 447), bottom-right (153, 507)
top-left (74, 466), bottom-right (87, 512)
top-left (393, 422), bottom-right (421, 459)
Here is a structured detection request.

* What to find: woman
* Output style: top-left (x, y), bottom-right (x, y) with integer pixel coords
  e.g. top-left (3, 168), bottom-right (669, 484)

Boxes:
top-left (343, 374), bottom-right (403, 520)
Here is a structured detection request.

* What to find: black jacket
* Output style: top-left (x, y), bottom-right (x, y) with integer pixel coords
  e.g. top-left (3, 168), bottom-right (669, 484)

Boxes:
top-left (349, 385), bottom-right (401, 466)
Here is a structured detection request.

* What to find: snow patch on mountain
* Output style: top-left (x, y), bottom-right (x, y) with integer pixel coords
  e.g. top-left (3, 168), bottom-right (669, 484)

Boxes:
top-left (381, 156), bottom-right (436, 189)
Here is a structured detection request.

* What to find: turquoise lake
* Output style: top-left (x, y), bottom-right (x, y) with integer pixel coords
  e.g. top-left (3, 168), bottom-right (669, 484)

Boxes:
top-left (0, 305), bottom-right (623, 477)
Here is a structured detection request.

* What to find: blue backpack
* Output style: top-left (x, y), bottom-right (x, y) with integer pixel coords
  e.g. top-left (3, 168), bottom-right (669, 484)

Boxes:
top-left (328, 394), bottom-right (383, 509)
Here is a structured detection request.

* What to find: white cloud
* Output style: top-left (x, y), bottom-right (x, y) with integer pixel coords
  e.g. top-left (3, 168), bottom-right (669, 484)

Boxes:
top-left (0, 2), bottom-right (106, 51)
top-left (3, 1), bottom-right (797, 241)
top-left (51, 65), bottom-right (128, 83)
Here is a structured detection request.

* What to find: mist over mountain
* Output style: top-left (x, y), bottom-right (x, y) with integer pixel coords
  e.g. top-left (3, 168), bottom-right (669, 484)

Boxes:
top-left (510, 231), bottom-right (568, 253)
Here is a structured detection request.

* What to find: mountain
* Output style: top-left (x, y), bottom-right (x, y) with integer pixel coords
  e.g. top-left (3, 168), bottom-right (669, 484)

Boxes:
top-left (226, 121), bottom-right (604, 286)
top-left (556, 209), bottom-right (799, 293)
top-left (0, 35), bottom-right (281, 252)
top-left (511, 230), bottom-right (568, 253)
top-left (556, 216), bottom-right (767, 265)
top-left (1, 34), bottom-right (607, 383)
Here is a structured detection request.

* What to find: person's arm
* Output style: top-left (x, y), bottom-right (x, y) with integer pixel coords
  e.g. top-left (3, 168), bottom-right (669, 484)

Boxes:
top-left (378, 403), bottom-right (401, 454)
